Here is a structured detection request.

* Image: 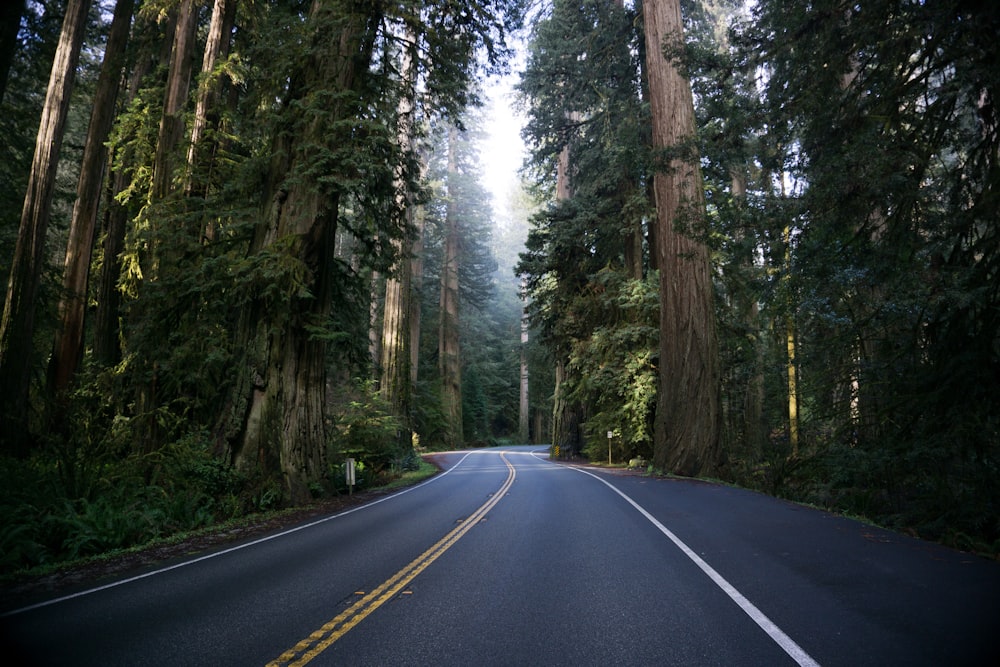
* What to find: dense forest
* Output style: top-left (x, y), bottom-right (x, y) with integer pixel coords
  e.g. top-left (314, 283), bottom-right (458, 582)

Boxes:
top-left (1, 0), bottom-right (998, 575)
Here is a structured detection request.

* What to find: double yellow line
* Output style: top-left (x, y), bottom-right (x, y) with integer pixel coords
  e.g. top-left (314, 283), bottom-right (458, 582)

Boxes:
top-left (267, 452), bottom-right (516, 667)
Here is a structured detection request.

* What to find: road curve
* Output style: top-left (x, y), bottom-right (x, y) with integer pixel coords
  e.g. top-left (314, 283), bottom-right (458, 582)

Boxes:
top-left (2, 446), bottom-right (998, 666)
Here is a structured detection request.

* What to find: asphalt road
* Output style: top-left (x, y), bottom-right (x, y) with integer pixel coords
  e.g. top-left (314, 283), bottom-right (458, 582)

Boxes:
top-left (2, 446), bottom-right (998, 666)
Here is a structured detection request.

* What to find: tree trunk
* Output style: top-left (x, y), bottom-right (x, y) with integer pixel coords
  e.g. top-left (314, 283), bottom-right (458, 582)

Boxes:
top-left (369, 268), bottom-right (382, 373)
top-left (642, 0), bottom-right (721, 476)
top-left (439, 126), bottom-right (463, 448)
top-left (519, 306), bottom-right (529, 443)
top-left (552, 359), bottom-right (581, 457)
top-left (133, 0), bottom-right (198, 450)
top-left (550, 112), bottom-right (583, 457)
top-left (185, 0), bottom-right (237, 203)
top-left (381, 254), bottom-right (411, 416)
top-left (0, 0), bottom-right (25, 104)
top-left (380, 24), bottom-right (418, 442)
top-left (0, 0), bottom-right (91, 453)
top-left (49, 0), bottom-right (135, 396)
top-left (152, 0), bottom-right (197, 205)
top-left (93, 29), bottom-right (158, 368)
top-left (409, 203), bottom-right (424, 389)
top-left (783, 222), bottom-right (799, 457)
top-left (221, 1), bottom-right (379, 504)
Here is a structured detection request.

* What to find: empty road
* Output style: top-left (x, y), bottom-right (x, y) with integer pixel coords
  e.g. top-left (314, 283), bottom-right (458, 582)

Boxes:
top-left (3, 446), bottom-right (998, 665)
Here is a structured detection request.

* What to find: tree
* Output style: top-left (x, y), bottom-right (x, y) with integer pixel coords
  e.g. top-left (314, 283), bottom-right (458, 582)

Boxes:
top-left (185, 0), bottom-right (238, 201)
top-left (0, 0), bottom-right (92, 453)
top-left (379, 19), bottom-right (420, 441)
top-left (49, 0), bottom-right (136, 397)
top-left (439, 126), bottom-right (463, 448)
top-left (220, 1), bottom-right (385, 503)
top-left (220, 0), bottom-right (522, 498)
top-left (642, 0), bottom-right (721, 476)
top-left (518, 0), bottom-right (650, 459)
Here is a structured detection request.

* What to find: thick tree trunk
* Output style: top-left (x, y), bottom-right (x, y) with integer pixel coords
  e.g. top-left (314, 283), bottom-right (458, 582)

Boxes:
top-left (550, 115), bottom-right (583, 457)
top-left (439, 126), bottom-right (463, 448)
top-left (643, 0), bottom-right (721, 476)
top-left (381, 254), bottom-right (411, 415)
top-left (0, 0), bottom-right (91, 453)
top-left (380, 25), bottom-right (418, 441)
top-left (552, 359), bottom-right (581, 457)
top-left (49, 0), bottom-right (135, 396)
top-left (222, 1), bottom-right (378, 504)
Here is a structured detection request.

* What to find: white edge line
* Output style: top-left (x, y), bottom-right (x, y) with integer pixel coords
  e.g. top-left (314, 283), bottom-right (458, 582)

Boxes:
top-left (539, 453), bottom-right (821, 667)
top-left (3, 451), bottom-right (475, 618)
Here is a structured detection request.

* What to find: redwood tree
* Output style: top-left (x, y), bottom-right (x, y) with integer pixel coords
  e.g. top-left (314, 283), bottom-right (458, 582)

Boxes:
top-left (642, 0), bottom-right (721, 476)
top-left (0, 0), bottom-right (92, 452)
top-left (49, 0), bottom-right (136, 396)
top-left (439, 126), bottom-right (463, 448)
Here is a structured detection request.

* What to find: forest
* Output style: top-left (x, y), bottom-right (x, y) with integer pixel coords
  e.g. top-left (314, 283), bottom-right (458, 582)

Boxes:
top-left (1, 0), bottom-right (997, 576)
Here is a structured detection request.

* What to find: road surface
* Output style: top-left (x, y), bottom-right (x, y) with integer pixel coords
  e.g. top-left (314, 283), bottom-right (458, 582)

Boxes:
top-left (2, 446), bottom-right (998, 665)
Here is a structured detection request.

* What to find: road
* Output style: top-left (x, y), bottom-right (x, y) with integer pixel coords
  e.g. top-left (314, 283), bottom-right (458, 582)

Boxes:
top-left (2, 446), bottom-right (998, 666)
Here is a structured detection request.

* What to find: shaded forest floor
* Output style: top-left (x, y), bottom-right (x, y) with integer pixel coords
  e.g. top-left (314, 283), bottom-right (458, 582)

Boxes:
top-left (0, 458), bottom-right (447, 613)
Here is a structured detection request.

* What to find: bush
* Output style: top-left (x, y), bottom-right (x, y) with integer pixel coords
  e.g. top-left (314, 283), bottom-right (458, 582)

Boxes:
top-left (329, 381), bottom-right (409, 488)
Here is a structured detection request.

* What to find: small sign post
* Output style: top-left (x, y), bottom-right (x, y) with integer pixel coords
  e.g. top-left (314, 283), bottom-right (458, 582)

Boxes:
top-left (346, 458), bottom-right (356, 495)
top-left (607, 431), bottom-right (613, 465)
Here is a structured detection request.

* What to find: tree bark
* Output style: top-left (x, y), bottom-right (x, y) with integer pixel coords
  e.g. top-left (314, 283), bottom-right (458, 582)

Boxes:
top-left (380, 24), bottom-right (418, 440)
top-left (552, 359), bottom-right (581, 457)
top-left (642, 0), bottom-right (721, 476)
top-left (519, 306), bottom-right (529, 443)
top-left (550, 111), bottom-right (583, 457)
top-left (152, 0), bottom-right (197, 205)
top-left (222, 0), bottom-right (379, 503)
top-left (185, 0), bottom-right (237, 202)
top-left (439, 126), bottom-right (463, 448)
top-left (0, 0), bottom-right (91, 453)
top-left (49, 0), bottom-right (136, 396)
top-left (408, 203), bottom-right (425, 390)
top-left (381, 254), bottom-right (411, 415)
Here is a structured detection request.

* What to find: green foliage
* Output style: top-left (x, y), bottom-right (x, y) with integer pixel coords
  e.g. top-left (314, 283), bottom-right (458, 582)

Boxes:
top-left (330, 381), bottom-right (408, 486)
top-left (0, 427), bottom-right (258, 574)
top-left (568, 270), bottom-right (659, 463)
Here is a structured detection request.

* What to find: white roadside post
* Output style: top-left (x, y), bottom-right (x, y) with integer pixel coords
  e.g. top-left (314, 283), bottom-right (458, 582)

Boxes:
top-left (346, 458), bottom-right (356, 495)
top-left (607, 431), bottom-right (613, 465)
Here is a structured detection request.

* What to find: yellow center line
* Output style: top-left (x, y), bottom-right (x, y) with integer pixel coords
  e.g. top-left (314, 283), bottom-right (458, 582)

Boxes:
top-left (266, 452), bottom-right (516, 667)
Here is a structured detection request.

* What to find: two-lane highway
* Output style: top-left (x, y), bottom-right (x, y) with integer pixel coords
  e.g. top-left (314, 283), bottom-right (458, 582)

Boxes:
top-left (3, 446), bottom-right (999, 665)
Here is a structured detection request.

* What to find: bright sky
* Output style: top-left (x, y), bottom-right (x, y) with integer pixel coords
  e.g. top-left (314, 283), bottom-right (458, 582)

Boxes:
top-left (481, 70), bottom-right (527, 227)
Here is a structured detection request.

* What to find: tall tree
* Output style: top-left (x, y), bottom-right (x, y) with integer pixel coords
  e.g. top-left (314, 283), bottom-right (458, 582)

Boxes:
top-left (49, 0), bottom-right (136, 396)
top-left (0, 0), bottom-right (92, 453)
top-left (185, 0), bottom-right (238, 200)
top-left (642, 0), bottom-right (721, 475)
top-left (518, 0), bottom-right (653, 459)
top-left (518, 302), bottom-right (529, 443)
top-left (151, 0), bottom-right (197, 205)
top-left (439, 126), bottom-right (463, 448)
top-left (221, 0), bottom-right (383, 502)
top-left (379, 21), bottom-right (419, 439)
